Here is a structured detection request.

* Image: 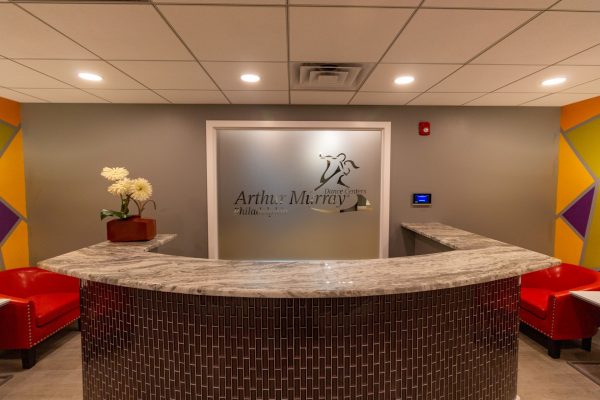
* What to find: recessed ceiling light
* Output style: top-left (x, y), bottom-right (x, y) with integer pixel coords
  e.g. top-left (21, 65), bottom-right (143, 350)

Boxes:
top-left (241, 74), bottom-right (260, 83)
top-left (78, 72), bottom-right (103, 82)
top-left (542, 77), bottom-right (566, 86)
top-left (394, 75), bottom-right (415, 85)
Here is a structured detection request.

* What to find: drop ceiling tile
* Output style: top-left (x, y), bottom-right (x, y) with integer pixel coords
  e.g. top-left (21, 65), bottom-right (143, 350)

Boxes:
top-left (18, 60), bottom-right (144, 89)
top-left (111, 61), bottom-right (217, 90)
top-left (16, 88), bottom-right (106, 103)
top-left (202, 62), bottom-right (287, 91)
top-left (423, 0), bottom-right (555, 8)
top-left (522, 93), bottom-right (595, 106)
top-left (0, 88), bottom-right (47, 103)
top-left (155, 0), bottom-right (285, 3)
top-left (87, 90), bottom-right (168, 103)
top-left (559, 44), bottom-right (600, 66)
top-left (466, 92), bottom-right (545, 106)
top-left (224, 90), bottom-right (289, 104)
top-left (22, 4), bottom-right (192, 60)
top-left (0, 4), bottom-right (95, 59)
top-left (290, 7), bottom-right (413, 63)
top-left (561, 79), bottom-right (600, 93)
top-left (290, 1), bottom-right (420, 5)
top-left (498, 66), bottom-right (600, 93)
top-left (350, 92), bottom-right (418, 105)
top-left (431, 65), bottom-right (544, 92)
top-left (291, 91), bottom-right (353, 104)
top-left (474, 12), bottom-right (600, 65)
top-left (408, 92), bottom-right (483, 105)
top-left (156, 90), bottom-right (228, 103)
top-left (160, 5), bottom-right (286, 62)
top-left (552, 0), bottom-right (600, 11)
top-left (361, 64), bottom-right (460, 92)
top-left (383, 9), bottom-right (535, 63)
top-left (0, 60), bottom-right (69, 88)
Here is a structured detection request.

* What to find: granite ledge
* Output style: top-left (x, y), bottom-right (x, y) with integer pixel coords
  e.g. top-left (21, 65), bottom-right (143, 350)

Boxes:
top-left (39, 224), bottom-right (560, 298)
top-left (401, 222), bottom-right (510, 250)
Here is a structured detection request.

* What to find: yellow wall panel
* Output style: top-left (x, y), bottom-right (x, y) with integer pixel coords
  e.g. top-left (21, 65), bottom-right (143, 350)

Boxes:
top-left (1, 220), bottom-right (30, 269)
top-left (554, 218), bottom-right (583, 265)
top-left (583, 202), bottom-right (600, 269)
top-left (567, 117), bottom-right (600, 177)
top-left (555, 135), bottom-right (594, 214)
top-left (0, 130), bottom-right (27, 217)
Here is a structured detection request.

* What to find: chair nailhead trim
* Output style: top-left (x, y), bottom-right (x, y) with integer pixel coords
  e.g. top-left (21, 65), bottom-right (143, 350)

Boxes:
top-left (27, 304), bottom-right (33, 347)
top-left (31, 317), bottom-right (80, 348)
top-left (550, 297), bottom-right (557, 338)
top-left (521, 319), bottom-right (550, 337)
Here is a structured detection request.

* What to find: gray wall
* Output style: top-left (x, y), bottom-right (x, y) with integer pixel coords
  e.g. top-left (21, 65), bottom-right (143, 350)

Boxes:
top-left (21, 104), bottom-right (559, 263)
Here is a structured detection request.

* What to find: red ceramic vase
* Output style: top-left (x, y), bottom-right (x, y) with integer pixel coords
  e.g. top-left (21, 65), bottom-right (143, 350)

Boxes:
top-left (106, 216), bottom-right (156, 242)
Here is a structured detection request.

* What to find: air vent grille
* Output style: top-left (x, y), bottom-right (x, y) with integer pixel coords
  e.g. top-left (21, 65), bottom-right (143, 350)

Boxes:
top-left (291, 63), bottom-right (374, 91)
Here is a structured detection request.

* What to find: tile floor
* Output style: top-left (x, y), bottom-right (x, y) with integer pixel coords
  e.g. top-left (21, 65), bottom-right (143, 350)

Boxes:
top-left (518, 331), bottom-right (600, 400)
top-left (0, 325), bottom-right (598, 400)
top-left (0, 324), bottom-right (82, 400)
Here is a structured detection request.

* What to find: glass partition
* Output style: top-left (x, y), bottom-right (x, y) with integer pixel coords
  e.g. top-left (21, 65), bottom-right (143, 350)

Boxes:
top-left (216, 129), bottom-right (382, 260)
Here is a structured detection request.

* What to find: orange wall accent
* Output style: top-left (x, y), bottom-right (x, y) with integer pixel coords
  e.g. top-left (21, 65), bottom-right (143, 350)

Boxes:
top-left (0, 131), bottom-right (28, 217)
top-left (0, 97), bottom-right (21, 127)
top-left (560, 96), bottom-right (600, 132)
top-left (1, 221), bottom-right (29, 269)
top-left (0, 97), bottom-right (29, 270)
top-left (555, 135), bottom-right (594, 214)
top-left (557, 96), bottom-right (600, 269)
top-left (554, 218), bottom-right (584, 265)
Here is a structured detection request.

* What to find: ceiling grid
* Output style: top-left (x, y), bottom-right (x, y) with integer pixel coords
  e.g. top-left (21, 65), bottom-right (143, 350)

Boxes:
top-left (0, 0), bottom-right (597, 106)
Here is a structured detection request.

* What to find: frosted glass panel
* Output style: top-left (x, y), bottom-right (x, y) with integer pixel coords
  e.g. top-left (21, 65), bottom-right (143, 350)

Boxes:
top-left (217, 129), bottom-right (381, 259)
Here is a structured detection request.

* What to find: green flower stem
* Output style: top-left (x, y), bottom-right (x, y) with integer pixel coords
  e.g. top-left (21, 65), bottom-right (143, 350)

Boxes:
top-left (133, 199), bottom-right (156, 217)
top-left (120, 195), bottom-right (130, 216)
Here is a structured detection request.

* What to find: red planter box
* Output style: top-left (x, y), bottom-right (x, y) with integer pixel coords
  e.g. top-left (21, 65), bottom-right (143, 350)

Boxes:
top-left (107, 216), bottom-right (156, 242)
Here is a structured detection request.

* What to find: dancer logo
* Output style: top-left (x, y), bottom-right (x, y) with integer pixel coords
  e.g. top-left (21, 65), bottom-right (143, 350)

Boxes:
top-left (310, 153), bottom-right (371, 213)
top-left (315, 153), bottom-right (359, 190)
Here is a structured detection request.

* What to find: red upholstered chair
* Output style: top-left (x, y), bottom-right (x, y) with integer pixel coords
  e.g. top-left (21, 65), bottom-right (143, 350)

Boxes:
top-left (520, 263), bottom-right (600, 358)
top-left (0, 267), bottom-right (80, 368)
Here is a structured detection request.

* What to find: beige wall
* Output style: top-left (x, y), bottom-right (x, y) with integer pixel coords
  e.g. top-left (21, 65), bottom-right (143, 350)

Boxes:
top-left (21, 104), bottom-right (559, 263)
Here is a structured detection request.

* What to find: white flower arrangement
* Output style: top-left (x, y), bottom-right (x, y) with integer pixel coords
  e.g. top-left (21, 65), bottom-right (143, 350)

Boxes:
top-left (101, 167), bottom-right (129, 182)
top-left (100, 167), bottom-right (156, 220)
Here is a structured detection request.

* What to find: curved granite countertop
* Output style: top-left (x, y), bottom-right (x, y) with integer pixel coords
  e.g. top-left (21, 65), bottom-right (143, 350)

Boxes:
top-left (39, 222), bottom-right (560, 298)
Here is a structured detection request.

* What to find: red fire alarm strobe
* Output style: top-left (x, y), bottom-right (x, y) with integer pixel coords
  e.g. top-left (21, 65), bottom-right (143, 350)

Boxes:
top-left (419, 121), bottom-right (431, 136)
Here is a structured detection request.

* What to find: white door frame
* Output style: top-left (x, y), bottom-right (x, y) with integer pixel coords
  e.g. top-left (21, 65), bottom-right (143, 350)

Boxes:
top-left (206, 120), bottom-right (391, 259)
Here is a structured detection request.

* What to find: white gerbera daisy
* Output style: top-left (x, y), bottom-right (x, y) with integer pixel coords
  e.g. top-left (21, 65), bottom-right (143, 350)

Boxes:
top-left (107, 178), bottom-right (132, 196)
top-left (129, 178), bottom-right (153, 201)
top-left (101, 167), bottom-right (129, 181)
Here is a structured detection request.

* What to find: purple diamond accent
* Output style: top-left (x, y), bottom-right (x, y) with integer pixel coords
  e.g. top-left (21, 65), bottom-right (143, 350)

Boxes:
top-left (563, 187), bottom-right (595, 237)
top-left (0, 201), bottom-right (19, 242)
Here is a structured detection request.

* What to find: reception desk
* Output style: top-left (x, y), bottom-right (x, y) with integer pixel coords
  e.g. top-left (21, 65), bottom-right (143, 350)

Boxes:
top-left (40, 223), bottom-right (559, 400)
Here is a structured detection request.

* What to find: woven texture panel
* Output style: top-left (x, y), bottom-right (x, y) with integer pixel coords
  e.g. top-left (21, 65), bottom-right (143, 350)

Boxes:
top-left (81, 278), bottom-right (519, 400)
